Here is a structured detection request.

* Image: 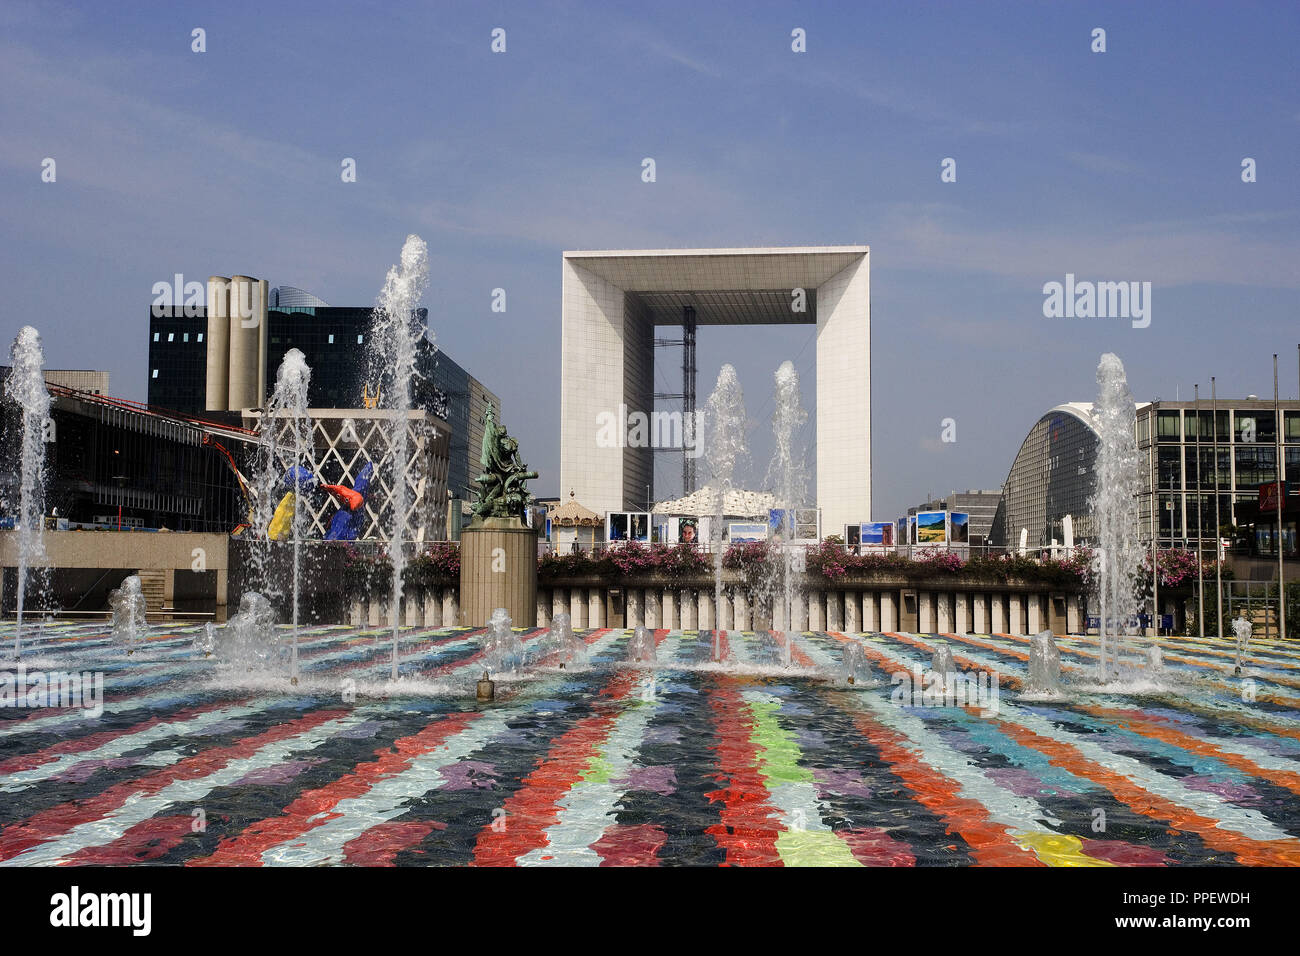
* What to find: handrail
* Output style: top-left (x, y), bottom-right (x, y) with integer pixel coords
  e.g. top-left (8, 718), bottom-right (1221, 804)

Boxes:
top-left (47, 384), bottom-right (259, 435)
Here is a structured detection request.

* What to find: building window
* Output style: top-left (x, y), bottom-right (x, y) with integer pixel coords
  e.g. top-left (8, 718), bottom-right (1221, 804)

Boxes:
top-left (357, 334), bottom-right (364, 344)
top-left (151, 369), bottom-right (159, 379)
top-left (328, 334), bottom-right (335, 344)
top-left (167, 333), bottom-right (175, 342)
top-left (1157, 410), bottom-right (1180, 440)
top-left (183, 333), bottom-right (189, 342)
top-left (1235, 446), bottom-right (1277, 489)
top-left (153, 332), bottom-right (160, 342)
top-left (1234, 411), bottom-right (1276, 444)
top-left (197, 333), bottom-right (203, 343)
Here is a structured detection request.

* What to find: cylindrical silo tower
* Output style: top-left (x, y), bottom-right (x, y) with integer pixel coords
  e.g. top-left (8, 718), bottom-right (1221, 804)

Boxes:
top-left (254, 277), bottom-right (269, 410)
top-left (205, 276), bottom-right (231, 411)
top-left (227, 275), bottom-right (266, 411)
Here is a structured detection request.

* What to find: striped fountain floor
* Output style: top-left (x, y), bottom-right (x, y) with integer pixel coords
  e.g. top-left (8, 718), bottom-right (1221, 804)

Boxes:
top-left (0, 622), bottom-right (1297, 867)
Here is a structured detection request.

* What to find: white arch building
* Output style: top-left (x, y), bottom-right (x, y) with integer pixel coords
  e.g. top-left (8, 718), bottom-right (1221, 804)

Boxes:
top-left (559, 246), bottom-right (871, 534)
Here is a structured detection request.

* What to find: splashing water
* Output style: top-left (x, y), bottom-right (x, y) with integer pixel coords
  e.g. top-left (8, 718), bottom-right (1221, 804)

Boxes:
top-left (217, 592), bottom-right (281, 673)
top-left (4, 326), bottom-right (52, 660)
top-left (1232, 615), bottom-right (1252, 673)
top-left (766, 361), bottom-right (808, 632)
top-left (368, 235), bottom-right (431, 681)
top-left (482, 607), bottom-right (524, 676)
top-left (1089, 353), bottom-right (1142, 680)
top-left (109, 575), bottom-right (148, 653)
top-left (543, 612), bottom-right (588, 669)
top-left (931, 641), bottom-right (957, 677)
top-left (1026, 629), bottom-right (1063, 695)
top-left (253, 350), bottom-right (313, 680)
top-left (841, 642), bottom-right (874, 685)
top-left (194, 621), bottom-right (217, 657)
top-left (706, 365), bottom-right (748, 643)
top-left (627, 625), bottom-right (657, 664)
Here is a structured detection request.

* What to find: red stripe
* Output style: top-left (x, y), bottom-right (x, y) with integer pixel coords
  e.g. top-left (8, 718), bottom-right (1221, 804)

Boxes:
top-left (712, 629), bottom-right (730, 662)
top-left (342, 821), bottom-right (445, 866)
top-left (0, 709), bottom-right (345, 862)
top-left (593, 823), bottom-right (668, 866)
top-left (188, 712), bottom-right (480, 866)
top-left (704, 678), bottom-right (783, 866)
top-left (0, 698), bottom-right (245, 775)
top-left (470, 671), bottom-right (639, 866)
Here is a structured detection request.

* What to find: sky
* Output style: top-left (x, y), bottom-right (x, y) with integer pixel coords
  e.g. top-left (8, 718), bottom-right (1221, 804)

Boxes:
top-left (2, 0), bottom-right (1298, 522)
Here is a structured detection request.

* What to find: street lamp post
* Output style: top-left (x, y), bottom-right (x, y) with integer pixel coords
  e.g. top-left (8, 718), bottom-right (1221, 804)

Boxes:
top-left (1212, 377), bottom-right (1223, 636)
top-left (1275, 354), bottom-right (1286, 640)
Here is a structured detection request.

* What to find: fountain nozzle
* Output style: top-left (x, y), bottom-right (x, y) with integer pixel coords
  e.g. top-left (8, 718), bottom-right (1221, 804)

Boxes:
top-left (477, 671), bottom-right (495, 702)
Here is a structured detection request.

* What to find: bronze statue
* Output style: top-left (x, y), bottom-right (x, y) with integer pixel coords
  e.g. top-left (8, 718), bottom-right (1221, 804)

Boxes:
top-left (472, 403), bottom-right (538, 521)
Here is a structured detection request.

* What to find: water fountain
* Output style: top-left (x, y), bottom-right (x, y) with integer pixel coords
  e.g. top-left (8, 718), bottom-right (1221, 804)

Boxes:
top-left (109, 575), bottom-right (148, 654)
top-left (767, 361), bottom-right (808, 635)
top-left (627, 624), bottom-right (657, 664)
top-left (194, 621), bottom-right (217, 657)
top-left (1146, 643), bottom-right (1164, 674)
top-left (218, 592), bottom-right (281, 673)
top-left (253, 349), bottom-right (313, 682)
top-left (1232, 614), bottom-right (1252, 675)
top-left (705, 365), bottom-right (748, 655)
top-left (367, 235), bottom-right (431, 681)
top-left (1026, 629), bottom-right (1063, 695)
top-left (4, 326), bottom-right (51, 660)
top-left (482, 607), bottom-right (524, 676)
top-left (543, 611), bottom-right (587, 669)
top-left (1089, 353), bottom-right (1143, 680)
top-left (931, 640), bottom-right (957, 677)
top-left (841, 642), bottom-right (873, 685)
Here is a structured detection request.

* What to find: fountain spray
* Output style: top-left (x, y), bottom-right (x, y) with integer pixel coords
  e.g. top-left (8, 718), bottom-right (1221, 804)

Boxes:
top-left (368, 235), bottom-right (430, 681)
top-left (1089, 354), bottom-right (1142, 680)
top-left (270, 351), bottom-right (312, 681)
top-left (706, 365), bottom-right (747, 660)
top-left (5, 327), bottom-right (51, 660)
top-left (768, 361), bottom-right (808, 639)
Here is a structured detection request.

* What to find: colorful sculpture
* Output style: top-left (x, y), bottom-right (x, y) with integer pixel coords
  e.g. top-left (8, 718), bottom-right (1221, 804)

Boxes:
top-left (260, 461), bottom-right (372, 542)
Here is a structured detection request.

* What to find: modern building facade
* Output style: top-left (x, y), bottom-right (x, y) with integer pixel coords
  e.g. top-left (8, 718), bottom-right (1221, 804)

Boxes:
top-left (0, 386), bottom-right (248, 533)
top-left (559, 246), bottom-right (870, 535)
top-left (990, 396), bottom-right (1300, 562)
top-left (148, 281), bottom-right (500, 501)
top-left (1138, 398), bottom-right (1299, 558)
top-left (0, 368), bottom-right (109, 396)
top-left (990, 403), bottom-right (1102, 549)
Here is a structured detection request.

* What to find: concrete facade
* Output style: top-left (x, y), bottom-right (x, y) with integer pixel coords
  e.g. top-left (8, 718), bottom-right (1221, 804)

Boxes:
top-left (559, 247), bottom-right (870, 534)
top-left (458, 520), bottom-right (538, 627)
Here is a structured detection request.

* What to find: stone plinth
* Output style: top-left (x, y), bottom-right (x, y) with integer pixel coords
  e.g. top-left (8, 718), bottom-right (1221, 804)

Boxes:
top-left (459, 518), bottom-right (538, 627)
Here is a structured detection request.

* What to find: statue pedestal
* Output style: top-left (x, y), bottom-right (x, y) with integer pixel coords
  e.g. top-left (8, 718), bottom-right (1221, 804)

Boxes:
top-left (459, 517), bottom-right (538, 627)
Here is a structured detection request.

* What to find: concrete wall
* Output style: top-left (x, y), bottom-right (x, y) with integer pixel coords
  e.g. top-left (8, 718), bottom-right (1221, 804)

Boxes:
top-left (0, 531), bottom-right (231, 618)
top-left (535, 579), bottom-right (1083, 636)
top-left (815, 254), bottom-right (871, 533)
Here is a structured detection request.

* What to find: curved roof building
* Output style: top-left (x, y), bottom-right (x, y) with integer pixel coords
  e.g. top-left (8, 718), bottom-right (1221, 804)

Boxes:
top-left (268, 286), bottom-right (330, 308)
top-left (990, 403), bottom-right (1101, 548)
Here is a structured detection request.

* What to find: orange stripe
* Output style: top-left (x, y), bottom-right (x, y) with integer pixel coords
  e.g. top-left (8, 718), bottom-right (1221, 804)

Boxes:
top-left (991, 717), bottom-right (1300, 866)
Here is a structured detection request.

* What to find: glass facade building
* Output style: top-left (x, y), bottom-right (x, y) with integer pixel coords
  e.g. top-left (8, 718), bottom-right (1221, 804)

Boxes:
top-left (990, 404), bottom-right (1100, 548)
top-left (148, 304), bottom-right (500, 501)
top-left (1138, 400), bottom-right (1298, 557)
top-left (990, 398), bottom-right (1300, 559)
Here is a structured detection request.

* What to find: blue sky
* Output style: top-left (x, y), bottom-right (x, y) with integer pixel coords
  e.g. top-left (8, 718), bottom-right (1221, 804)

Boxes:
top-left (2, 0), bottom-right (1297, 521)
